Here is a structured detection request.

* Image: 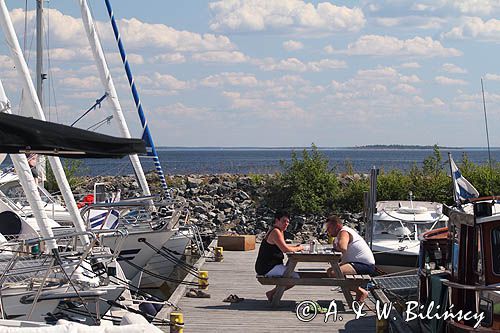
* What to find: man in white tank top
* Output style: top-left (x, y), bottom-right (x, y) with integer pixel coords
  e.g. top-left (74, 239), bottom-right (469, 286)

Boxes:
top-left (325, 215), bottom-right (375, 302)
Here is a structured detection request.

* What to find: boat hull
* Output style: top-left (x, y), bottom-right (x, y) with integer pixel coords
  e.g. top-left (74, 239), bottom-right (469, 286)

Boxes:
top-left (140, 230), bottom-right (191, 289)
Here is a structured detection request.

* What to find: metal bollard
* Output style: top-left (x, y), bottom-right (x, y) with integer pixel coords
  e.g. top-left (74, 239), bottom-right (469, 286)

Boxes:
top-left (170, 312), bottom-right (184, 333)
top-left (198, 270), bottom-right (209, 290)
top-left (214, 247), bottom-right (224, 262)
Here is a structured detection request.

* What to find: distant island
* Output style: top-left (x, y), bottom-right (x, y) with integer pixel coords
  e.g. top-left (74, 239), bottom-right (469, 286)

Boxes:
top-left (353, 144), bottom-right (461, 149)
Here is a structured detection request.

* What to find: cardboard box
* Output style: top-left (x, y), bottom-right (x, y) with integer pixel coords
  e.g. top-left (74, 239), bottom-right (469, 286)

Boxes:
top-left (218, 235), bottom-right (256, 251)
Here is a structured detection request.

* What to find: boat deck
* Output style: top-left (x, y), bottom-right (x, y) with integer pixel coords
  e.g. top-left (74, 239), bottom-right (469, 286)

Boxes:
top-left (157, 244), bottom-right (375, 332)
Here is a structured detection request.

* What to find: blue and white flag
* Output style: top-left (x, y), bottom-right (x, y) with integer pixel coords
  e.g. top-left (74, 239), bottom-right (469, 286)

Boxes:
top-left (450, 155), bottom-right (479, 202)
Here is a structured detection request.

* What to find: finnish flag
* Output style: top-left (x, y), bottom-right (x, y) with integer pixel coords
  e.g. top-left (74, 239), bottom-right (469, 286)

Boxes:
top-left (450, 155), bottom-right (479, 201)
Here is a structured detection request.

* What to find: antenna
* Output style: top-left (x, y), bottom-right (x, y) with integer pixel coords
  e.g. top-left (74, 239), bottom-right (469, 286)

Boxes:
top-left (481, 78), bottom-right (493, 194)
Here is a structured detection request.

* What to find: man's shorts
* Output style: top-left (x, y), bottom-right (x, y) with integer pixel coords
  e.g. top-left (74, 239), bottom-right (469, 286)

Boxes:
top-left (349, 262), bottom-right (376, 275)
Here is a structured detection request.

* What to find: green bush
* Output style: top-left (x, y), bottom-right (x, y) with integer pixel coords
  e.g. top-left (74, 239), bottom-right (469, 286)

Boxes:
top-left (264, 145), bottom-right (499, 214)
top-left (45, 159), bottom-right (87, 193)
top-left (266, 144), bottom-right (339, 214)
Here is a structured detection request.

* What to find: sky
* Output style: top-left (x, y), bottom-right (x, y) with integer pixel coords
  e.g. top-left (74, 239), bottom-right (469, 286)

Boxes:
top-left (1, 0), bottom-right (500, 147)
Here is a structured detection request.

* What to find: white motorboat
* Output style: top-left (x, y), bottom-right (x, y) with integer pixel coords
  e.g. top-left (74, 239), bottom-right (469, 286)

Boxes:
top-left (371, 200), bottom-right (448, 273)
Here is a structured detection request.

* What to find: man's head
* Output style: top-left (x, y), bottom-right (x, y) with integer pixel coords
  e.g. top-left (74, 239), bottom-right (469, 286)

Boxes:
top-left (274, 209), bottom-right (290, 231)
top-left (325, 215), bottom-right (343, 237)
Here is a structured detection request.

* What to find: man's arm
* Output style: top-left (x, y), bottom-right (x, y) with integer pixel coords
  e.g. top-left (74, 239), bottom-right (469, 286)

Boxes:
top-left (335, 230), bottom-right (350, 254)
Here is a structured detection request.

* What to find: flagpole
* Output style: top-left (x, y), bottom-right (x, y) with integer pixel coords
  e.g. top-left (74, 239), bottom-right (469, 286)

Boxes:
top-left (448, 152), bottom-right (459, 205)
top-left (481, 78), bottom-right (492, 195)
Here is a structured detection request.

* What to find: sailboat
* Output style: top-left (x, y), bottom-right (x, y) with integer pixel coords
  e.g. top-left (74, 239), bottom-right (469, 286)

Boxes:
top-left (0, 82), bottom-right (133, 324)
top-left (0, 0), bottom-right (183, 286)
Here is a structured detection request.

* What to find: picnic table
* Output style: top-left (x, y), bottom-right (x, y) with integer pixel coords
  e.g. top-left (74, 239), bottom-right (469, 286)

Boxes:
top-left (257, 248), bottom-right (371, 307)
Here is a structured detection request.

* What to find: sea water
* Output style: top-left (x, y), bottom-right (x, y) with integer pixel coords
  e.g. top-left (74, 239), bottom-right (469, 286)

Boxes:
top-left (2, 147), bottom-right (499, 176)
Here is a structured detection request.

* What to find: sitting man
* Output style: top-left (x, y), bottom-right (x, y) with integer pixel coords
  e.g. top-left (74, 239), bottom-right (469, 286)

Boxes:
top-left (325, 215), bottom-right (375, 302)
top-left (255, 210), bottom-right (304, 301)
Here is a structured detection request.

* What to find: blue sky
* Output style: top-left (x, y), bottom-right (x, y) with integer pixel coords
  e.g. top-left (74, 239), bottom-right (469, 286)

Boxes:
top-left (1, 0), bottom-right (500, 147)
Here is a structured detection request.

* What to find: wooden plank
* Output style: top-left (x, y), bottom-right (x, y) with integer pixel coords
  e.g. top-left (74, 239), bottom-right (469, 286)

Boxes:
top-left (257, 277), bottom-right (372, 287)
top-left (158, 243), bottom-right (376, 332)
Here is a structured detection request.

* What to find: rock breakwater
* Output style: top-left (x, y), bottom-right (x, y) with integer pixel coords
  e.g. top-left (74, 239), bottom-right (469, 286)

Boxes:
top-left (74, 172), bottom-right (365, 242)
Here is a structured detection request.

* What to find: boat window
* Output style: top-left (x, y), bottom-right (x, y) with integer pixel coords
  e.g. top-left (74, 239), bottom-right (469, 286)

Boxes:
top-left (374, 221), bottom-right (412, 237)
top-left (492, 227), bottom-right (500, 275)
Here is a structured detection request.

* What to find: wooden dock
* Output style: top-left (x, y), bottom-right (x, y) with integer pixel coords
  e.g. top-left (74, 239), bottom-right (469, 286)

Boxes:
top-left (158, 244), bottom-right (376, 332)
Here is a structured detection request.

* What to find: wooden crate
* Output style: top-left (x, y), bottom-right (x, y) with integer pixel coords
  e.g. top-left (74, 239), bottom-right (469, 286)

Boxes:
top-left (217, 235), bottom-right (255, 251)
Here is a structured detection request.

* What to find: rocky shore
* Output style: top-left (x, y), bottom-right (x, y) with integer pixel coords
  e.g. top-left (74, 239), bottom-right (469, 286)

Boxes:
top-left (74, 172), bottom-right (365, 242)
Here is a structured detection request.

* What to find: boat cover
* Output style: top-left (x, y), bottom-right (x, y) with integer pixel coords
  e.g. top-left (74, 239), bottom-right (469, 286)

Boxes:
top-left (0, 112), bottom-right (146, 158)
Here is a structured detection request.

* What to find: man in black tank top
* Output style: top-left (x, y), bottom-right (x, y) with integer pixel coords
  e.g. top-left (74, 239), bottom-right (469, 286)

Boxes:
top-left (255, 210), bottom-right (304, 301)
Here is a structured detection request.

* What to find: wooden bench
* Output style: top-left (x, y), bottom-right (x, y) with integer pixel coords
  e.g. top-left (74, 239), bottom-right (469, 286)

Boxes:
top-left (257, 274), bottom-right (371, 287)
top-left (257, 274), bottom-right (371, 307)
top-left (257, 252), bottom-right (372, 307)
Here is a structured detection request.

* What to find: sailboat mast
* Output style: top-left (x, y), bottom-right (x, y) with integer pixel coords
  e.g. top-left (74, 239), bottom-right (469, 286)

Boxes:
top-left (104, 0), bottom-right (170, 197)
top-left (36, 0), bottom-right (43, 105)
top-left (78, 0), bottom-right (153, 205)
top-left (35, 0), bottom-right (46, 185)
top-left (0, 0), bottom-right (90, 246)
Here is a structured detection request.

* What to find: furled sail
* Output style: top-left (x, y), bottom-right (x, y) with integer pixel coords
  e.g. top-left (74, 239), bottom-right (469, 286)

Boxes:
top-left (0, 112), bottom-right (146, 158)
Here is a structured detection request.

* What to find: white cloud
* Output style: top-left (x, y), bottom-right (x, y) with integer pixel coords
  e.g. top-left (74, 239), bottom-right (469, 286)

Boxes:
top-left (155, 103), bottom-right (210, 120)
top-left (208, 0), bottom-right (365, 34)
top-left (106, 52), bottom-right (144, 65)
top-left (255, 57), bottom-right (346, 72)
top-left (394, 83), bottom-right (419, 94)
top-left (411, 0), bottom-right (500, 16)
top-left (0, 55), bottom-right (15, 69)
top-left (485, 73), bottom-right (500, 81)
top-left (192, 51), bottom-right (249, 63)
top-left (136, 73), bottom-right (189, 94)
top-left (200, 72), bottom-right (259, 88)
top-left (10, 8), bottom-right (236, 52)
top-left (431, 97), bottom-right (446, 106)
top-left (343, 35), bottom-right (462, 57)
top-left (59, 75), bottom-right (100, 90)
top-left (283, 40), bottom-right (304, 51)
top-left (151, 53), bottom-right (186, 64)
top-left (374, 16), bottom-right (445, 30)
top-left (443, 17), bottom-right (500, 41)
top-left (221, 90), bottom-right (306, 119)
top-left (442, 63), bottom-right (467, 74)
top-left (323, 45), bottom-right (335, 54)
top-left (400, 62), bottom-right (421, 69)
top-left (435, 76), bottom-right (467, 86)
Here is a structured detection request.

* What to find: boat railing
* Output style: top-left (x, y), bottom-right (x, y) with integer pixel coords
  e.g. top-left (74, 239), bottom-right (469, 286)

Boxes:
top-left (80, 197), bottom-right (187, 231)
top-left (442, 279), bottom-right (500, 314)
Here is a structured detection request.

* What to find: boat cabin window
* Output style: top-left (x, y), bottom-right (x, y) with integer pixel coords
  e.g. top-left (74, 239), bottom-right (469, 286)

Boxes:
top-left (374, 221), bottom-right (412, 237)
top-left (373, 220), bottom-right (445, 238)
top-left (492, 227), bottom-right (500, 275)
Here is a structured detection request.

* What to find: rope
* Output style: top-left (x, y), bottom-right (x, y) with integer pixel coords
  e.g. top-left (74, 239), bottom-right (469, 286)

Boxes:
top-left (110, 274), bottom-right (180, 310)
top-left (70, 93), bottom-right (108, 127)
top-left (139, 239), bottom-right (202, 278)
top-left (119, 257), bottom-right (202, 286)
